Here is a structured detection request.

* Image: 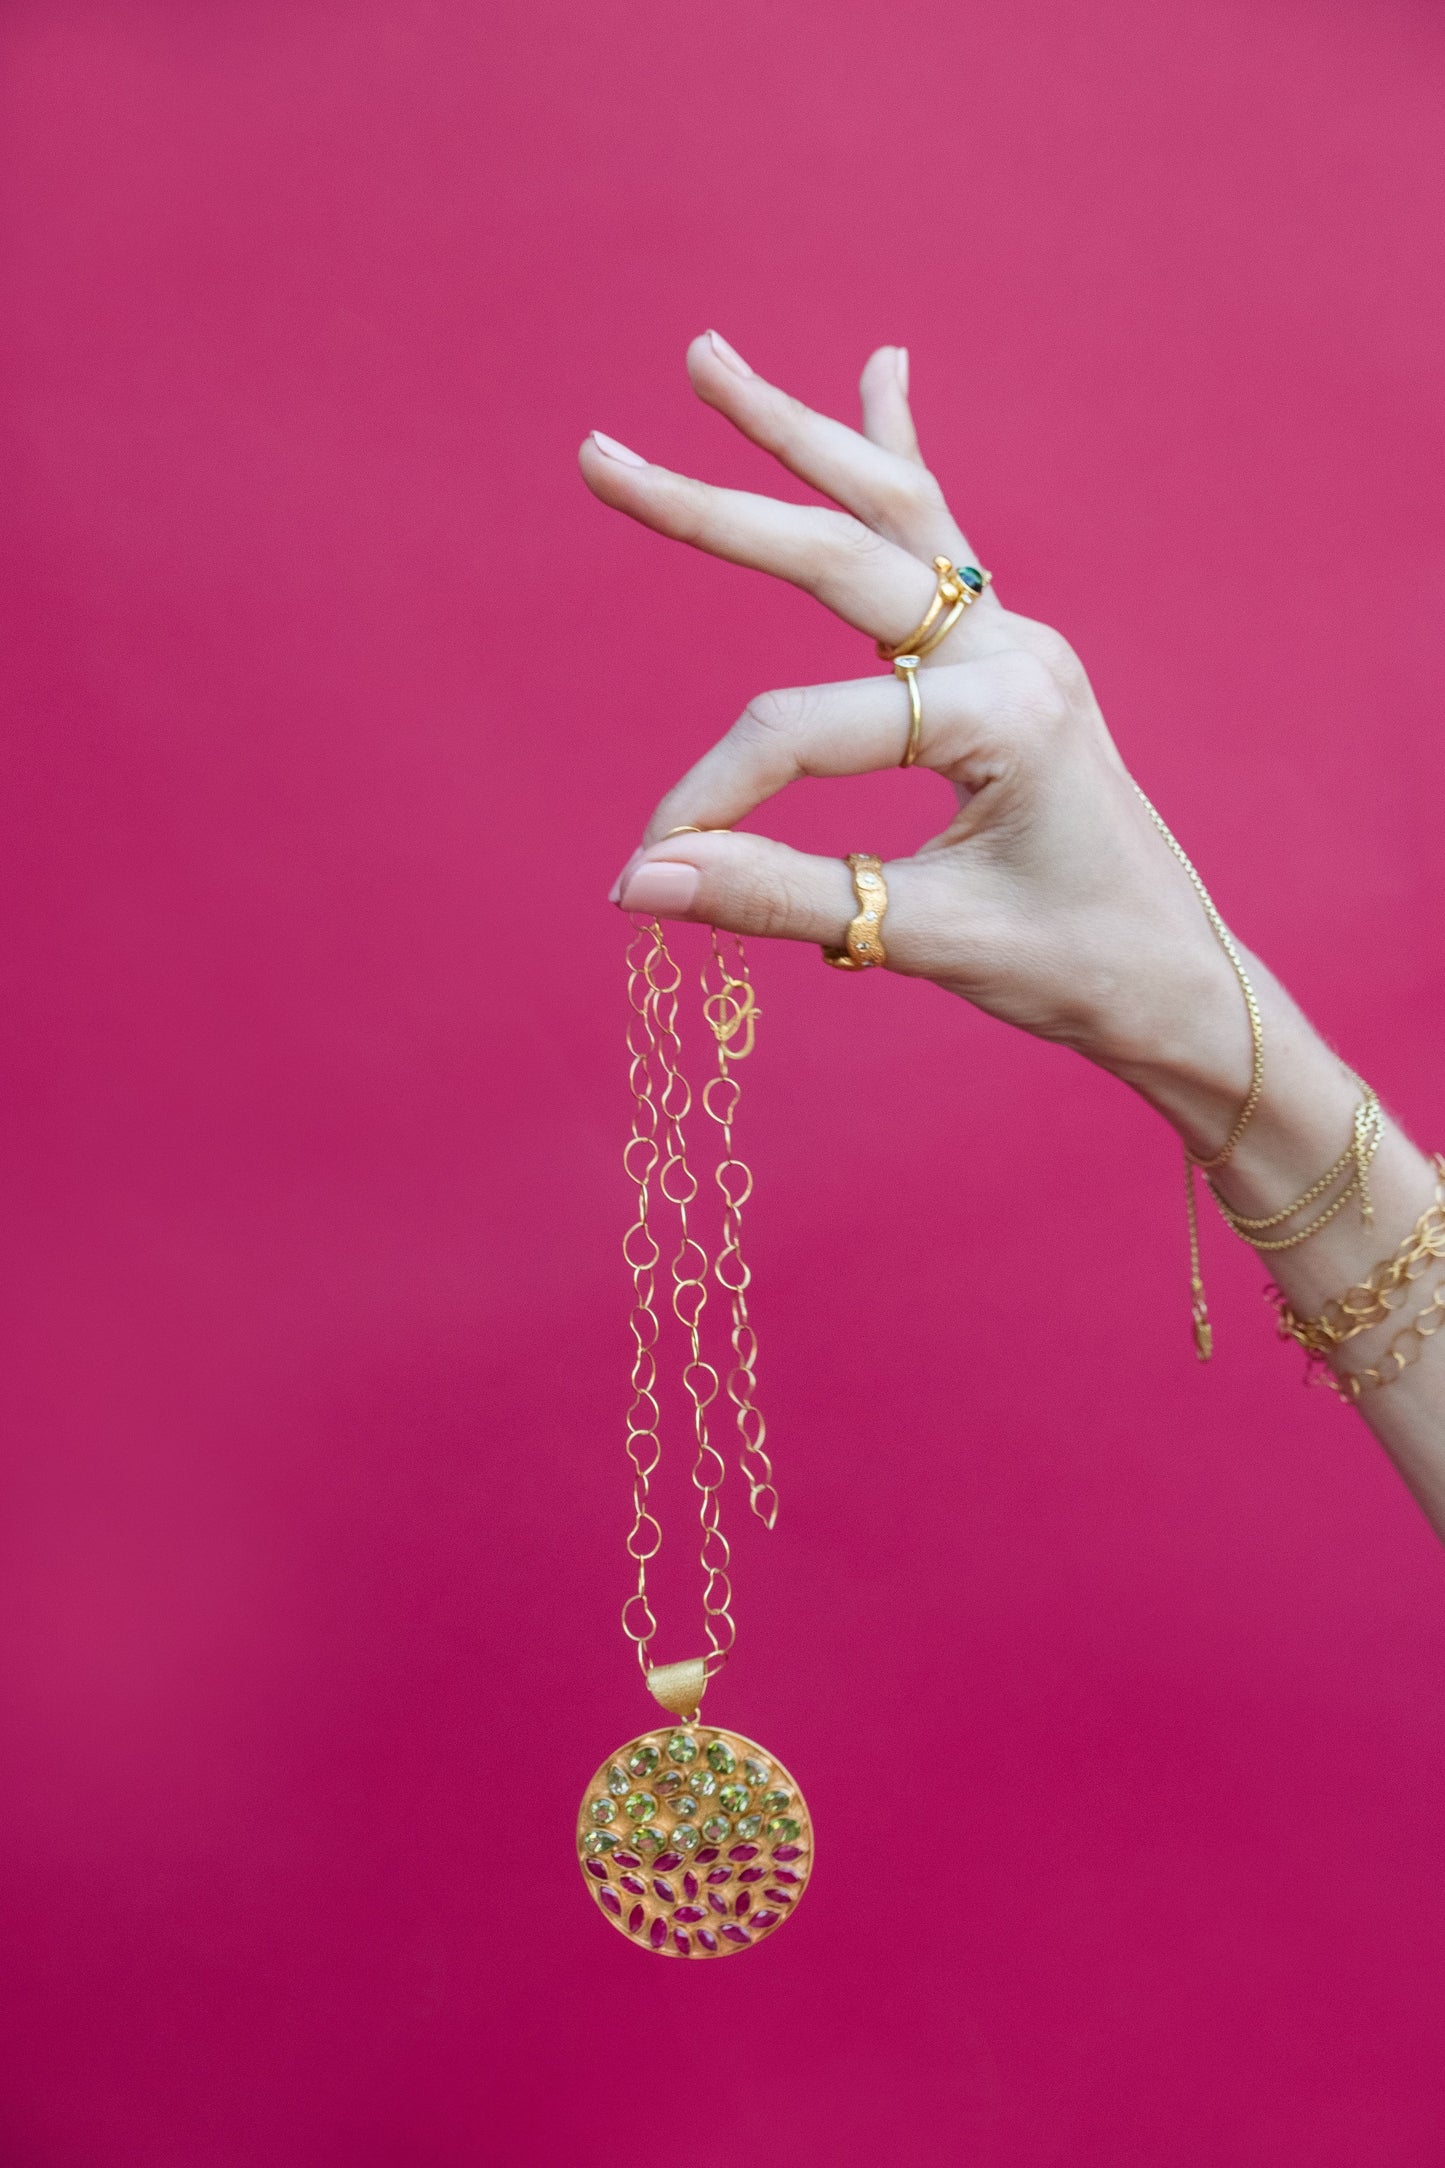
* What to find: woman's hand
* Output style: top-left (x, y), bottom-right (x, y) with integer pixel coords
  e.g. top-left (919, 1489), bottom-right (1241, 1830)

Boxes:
top-left (581, 335), bottom-right (1445, 1509)
top-left (581, 332), bottom-right (1251, 1152)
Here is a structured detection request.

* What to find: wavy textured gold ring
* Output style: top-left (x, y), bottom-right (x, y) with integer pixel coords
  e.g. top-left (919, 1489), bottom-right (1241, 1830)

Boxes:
top-left (821, 854), bottom-right (887, 971)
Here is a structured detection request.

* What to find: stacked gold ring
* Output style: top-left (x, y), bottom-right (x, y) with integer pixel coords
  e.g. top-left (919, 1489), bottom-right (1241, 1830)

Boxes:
top-left (821, 854), bottom-right (888, 971)
top-left (894, 655), bottom-right (922, 767)
top-left (877, 555), bottom-right (991, 664)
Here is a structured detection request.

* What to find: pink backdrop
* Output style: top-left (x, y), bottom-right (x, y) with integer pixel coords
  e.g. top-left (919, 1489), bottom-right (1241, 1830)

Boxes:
top-left (2, 3), bottom-right (1443, 2161)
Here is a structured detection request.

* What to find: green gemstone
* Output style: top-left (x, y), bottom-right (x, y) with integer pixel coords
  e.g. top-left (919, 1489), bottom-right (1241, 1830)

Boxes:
top-left (693, 1770), bottom-right (718, 1798)
top-left (736, 1813), bottom-right (762, 1840)
top-left (582, 1829), bottom-right (618, 1856)
top-left (718, 1783), bottom-right (749, 1814)
top-left (961, 565), bottom-right (984, 591)
top-left (761, 1789), bottom-right (792, 1815)
top-left (706, 1741), bottom-right (736, 1775)
top-left (628, 1744), bottom-right (660, 1777)
top-left (634, 1826), bottom-right (665, 1856)
top-left (673, 1795), bottom-right (699, 1820)
top-left (606, 1764), bottom-right (629, 1796)
top-left (624, 1790), bottom-right (656, 1822)
top-left (655, 1771), bottom-right (683, 1798)
top-left (701, 1813), bottom-right (732, 1843)
top-left (588, 1798), bottom-right (616, 1825)
top-left (768, 1816), bottom-right (801, 1843)
top-left (666, 1733), bottom-right (698, 1765)
top-left (672, 1823), bottom-right (700, 1853)
top-left (742, 1757), bottom-right (771, 1786)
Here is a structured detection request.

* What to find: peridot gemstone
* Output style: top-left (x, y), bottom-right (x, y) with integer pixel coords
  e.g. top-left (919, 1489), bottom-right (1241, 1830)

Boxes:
top-left (624, 1791), bottom-right (657, 1821)
top-left (693, 1770), bottom-right (718, 1798)
top-left (628, 1744), bottom-right (660, 1777)
top-left (701, 1814), bottom-right (732, 1843)
top-left (588, 1798), bottom-right (615, 1825)
top-left (634, 1826), bottom-right (665, 1856)
top-left (718, 1783), bottom-right (749, 1814)
top-left (767, 1816), bottom-right (801, 1843)
top-left (761, 1789), bottom-right (792, 1815)
top-left (706, 1741), bottom-right (736, 1775)
top-left (673, 1794), bottom-right (699, 1819)
top-left (666, 1733), bottom-right (698, 1765)
top-left (582, 1829), bottom-right (618, 1856)
top-left (672, 1823), bottom-right (700, 1852)
top-left (606, 1764), bottom-right (629, 1796)
top-left (736, 1813), bottom-right (762, 1840)
top-left (655, 1771), bottom-right (683, 1797)
top-left (743, 1757), bottom-right (771, 1786)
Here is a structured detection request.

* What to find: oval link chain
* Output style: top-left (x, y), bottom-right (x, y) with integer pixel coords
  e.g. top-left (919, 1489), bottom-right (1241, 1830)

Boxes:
top-left (618, 919), bottom-right (773, 1685)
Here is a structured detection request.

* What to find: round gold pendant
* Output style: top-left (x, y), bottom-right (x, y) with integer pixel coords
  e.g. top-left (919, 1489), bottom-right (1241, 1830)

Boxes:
top-left (577, 1722), bottom-right (812, 1957)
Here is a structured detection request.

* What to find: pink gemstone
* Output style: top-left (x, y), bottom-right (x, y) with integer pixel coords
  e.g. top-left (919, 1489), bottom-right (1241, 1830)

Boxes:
top-left (771, 1868), bottom-right (801, 1884)
top-left (696, 1848), bottom-right (720, 1863)
top-left (613, 1853), bottom-right (641, 1869)
top-left (653, 1853), bottom-right (682, 1873)
top-left (773, 1845), bottom-right (802, 1861)
top-left (620, 1874), bottom-right (646, 1896)
top-left (751, 1909), bottom-right (780, 1930)
top-left (728, 1844), bottom-right (759, 1861)
top-left (599, 1889), bottom-right (622, 1916)
top-left (674, 1930), bottom-right (690, 1953)
top-left (653, 1879), bottom-right (676, 1903)
top-left (764, 1888), bottom-right (793, 1906)
top-left (738, 1868), bottom-right (765, 1884)
top-left (735, 1890), bottom-right (751, 1917)
top-left (628, 1904), bottom-right (645, 1935)
top-left (708, 1893), bottom-right (728, 1915)
top-left (697, 1930), bottom-right (718, 1952)
top-left (721, 1924), bottom-right (751, 1945)
top-left (649, 1916), bottom-right (668, 1949)
top-left (584, 1860), bottom-right (609, 1881)
top-left (673, 1905), bottom-right (706, 1924)
top-left (683, 1873), bottom-right (699, 1900)
top-left (706, 1868), bottom-right (731, 1885)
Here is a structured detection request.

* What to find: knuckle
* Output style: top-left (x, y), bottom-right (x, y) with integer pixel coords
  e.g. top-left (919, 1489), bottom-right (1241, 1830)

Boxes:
top-left (1000, 650), bottom-right (1072, 732)
top-left (1012, 617), bottom-right (1086, 690)
top-left (879, 463), bottom-right (946, 522)
top-left (738, 687), bottom-right (801, 741)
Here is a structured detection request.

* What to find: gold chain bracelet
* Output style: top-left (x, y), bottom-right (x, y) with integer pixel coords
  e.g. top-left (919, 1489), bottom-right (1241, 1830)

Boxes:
top-left (1270, 1155), bottom-right (1445, 1364)
top-left (1324, 1279), bottom-right (1445, 1402)
top-left (1210, 1083), bottom-right (1383, 1253)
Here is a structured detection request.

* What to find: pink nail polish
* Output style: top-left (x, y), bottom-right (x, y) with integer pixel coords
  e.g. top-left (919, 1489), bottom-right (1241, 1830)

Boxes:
top-left (896, 347), bottom-right (909, 395)
top-left (591, 430), bottom-right (648, 468)
top-left (707, 330), bottom-right (754, 378)
top-left (618, 862), bottom-right (701, 916)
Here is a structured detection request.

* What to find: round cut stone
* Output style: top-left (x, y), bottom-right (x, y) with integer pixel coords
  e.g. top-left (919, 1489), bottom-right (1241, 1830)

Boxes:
top-left (718, 1783), bottom-right (749, 1814)
top-left (634, 1826), bottom-right (665, 1856)
top-left (628, 1744), bottom-right (660, 1777)
top-left (706, 1741), bottom-right (736, 1775)
top-left (735, 1814), bottom-right (762, 1840)
top-left (666, 1733), bottom-right (698, 1765)
top-left (672, 1795), bottom-right (698, 1820)
top-left (671, 1824), bottom-right (699, 1853)
top-left (701, 1814), bottom-right (732, 1843)
top-left (624, 1791), bottom-right (656, 1822)
top-left (588, 1799), bottom-right (616, 1825)
top-left (961, 565), bottom-right (984, 591)
top-left (693, 1771), bottom-right (718, 1798)
top-left (761, 1789), bottom-right (792, 1814)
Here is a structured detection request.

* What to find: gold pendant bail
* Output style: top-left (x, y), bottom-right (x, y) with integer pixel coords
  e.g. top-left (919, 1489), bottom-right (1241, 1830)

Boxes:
top-left (646, 1657), bottom-right (708, 1719)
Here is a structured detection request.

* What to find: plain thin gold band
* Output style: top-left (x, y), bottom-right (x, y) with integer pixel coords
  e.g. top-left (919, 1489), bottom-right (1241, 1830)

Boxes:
top-left (894, 656), bottom-right (922, 767)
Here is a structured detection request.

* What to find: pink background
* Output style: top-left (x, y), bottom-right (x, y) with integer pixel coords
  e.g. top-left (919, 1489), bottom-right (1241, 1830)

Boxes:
top-left (2, 2), bottom-right (1443, 2161)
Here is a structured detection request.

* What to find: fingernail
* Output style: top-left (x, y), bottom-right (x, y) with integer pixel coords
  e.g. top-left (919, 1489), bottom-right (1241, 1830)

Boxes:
top-left (591, 429), bottom-right (648, 468)
top-left (707, 329), bottom-right (754, 378)
top-left (617, 861), bottom-right (701, 915)
top-left (895, 347), bottom-right (909, 395)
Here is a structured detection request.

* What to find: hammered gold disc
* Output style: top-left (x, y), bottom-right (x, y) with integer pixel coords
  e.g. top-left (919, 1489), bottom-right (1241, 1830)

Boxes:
top-left (577, 1724), bottom-right (812, 1957)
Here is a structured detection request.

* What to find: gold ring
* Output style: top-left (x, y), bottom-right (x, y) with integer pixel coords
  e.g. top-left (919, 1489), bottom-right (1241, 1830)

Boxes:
top-left (663, 824), bottom-right (706, 837)
top-left (821, 854), bottom-right (887, 971)
top-left (894, 657), bottom-right (922, 767)
top-left (877, 556), bottom-right (992, 664)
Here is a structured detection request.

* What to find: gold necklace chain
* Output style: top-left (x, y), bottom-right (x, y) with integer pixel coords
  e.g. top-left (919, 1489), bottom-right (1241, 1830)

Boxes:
top-left (1133, 786), bottom-right (1265, 1358)
top-left (620, 919), bottom-right (770, 1685)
